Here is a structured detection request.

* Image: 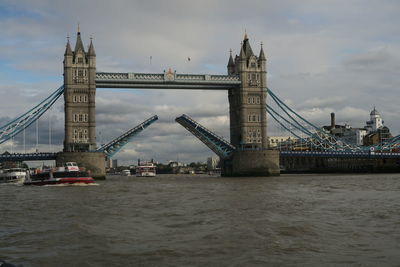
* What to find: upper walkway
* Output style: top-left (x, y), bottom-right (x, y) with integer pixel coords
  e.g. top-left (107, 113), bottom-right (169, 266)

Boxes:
top-left (95, 72), bottom-right (241, 90)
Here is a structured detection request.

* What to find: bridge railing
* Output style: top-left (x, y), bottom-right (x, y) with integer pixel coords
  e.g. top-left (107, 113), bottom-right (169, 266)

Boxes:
top-left (175, 114), bottom-right (235, 159)
top-left (96, 115), bottom-right (159, 158)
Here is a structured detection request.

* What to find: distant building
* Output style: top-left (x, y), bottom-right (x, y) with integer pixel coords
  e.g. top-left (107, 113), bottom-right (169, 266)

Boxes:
top-left (341, 125), bottom-right (367, 146)
top-left (168, 161), bottom-right (185, 168)
top-left (364, 126), bottom-right (392, 146)
top-left (323, 108), bottom-right (391, 146)
top-left (363, 108), bottom-right (392, 146)
top-left (268, 136), bottom-right (297, 149)
top-left (106, 158), bottom-right (118, 168)
top-left (207, 157), bottom-right (220, 170)
top-left (365, 107), bottom-right (384, 133)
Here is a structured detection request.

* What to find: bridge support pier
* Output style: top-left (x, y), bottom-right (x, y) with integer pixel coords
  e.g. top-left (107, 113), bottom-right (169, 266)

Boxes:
top-left (56, 152), bottom-right (106, 179)
top-left (222, 150), bottom-right (280, 177)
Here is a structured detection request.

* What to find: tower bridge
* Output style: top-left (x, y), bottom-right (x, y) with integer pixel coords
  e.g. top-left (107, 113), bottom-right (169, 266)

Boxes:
top-left (2, 29), bottom-right (400, 177)
top-left (59, 29), bottom-right (280, 178)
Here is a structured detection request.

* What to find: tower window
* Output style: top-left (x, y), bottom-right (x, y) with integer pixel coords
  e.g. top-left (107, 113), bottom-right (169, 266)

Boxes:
top-left (78, 57), bottom-right (83, 63)
top-left (78, 70), bottom-right (84, 77)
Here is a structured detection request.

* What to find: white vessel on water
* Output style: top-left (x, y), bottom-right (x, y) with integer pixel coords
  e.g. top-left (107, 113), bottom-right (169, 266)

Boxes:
top-left (0, 168), bottom-right (27, 183)
top-left (121, 169), bottom-right (132, 176)
top-left (136, 160), bottom-right (156, 177)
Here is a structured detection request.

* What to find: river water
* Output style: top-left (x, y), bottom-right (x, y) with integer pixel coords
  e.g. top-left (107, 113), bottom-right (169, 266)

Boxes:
top-left (1, 173), bottom-right (400, 266)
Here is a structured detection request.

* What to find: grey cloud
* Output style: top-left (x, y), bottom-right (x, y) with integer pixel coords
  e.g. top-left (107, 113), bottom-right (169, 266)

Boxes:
top-left (1, 0), bottom-right (400, 164)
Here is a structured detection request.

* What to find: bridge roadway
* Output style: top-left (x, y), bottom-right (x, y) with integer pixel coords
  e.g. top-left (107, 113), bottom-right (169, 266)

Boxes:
top-left (280, 151), bottom-right (400, 159)
top-left (95, 72), bottom-right (241, 90)
top-left (2, 150), bottom-right (400, 163)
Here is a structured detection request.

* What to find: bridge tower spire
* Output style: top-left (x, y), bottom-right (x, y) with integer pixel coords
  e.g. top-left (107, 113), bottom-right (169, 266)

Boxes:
top-left (63, 29), bottom-right (97, 152)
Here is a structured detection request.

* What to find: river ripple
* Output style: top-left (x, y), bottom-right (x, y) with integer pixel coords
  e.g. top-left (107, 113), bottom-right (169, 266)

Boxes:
top-left (1, 173), bottom-right (400, 266)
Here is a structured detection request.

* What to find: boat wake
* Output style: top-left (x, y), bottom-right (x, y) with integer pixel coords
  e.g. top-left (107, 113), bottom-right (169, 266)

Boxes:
top-left (0, 181), bottom-right (24, 186)
top-left (43, 183), bottom-right (99, 187)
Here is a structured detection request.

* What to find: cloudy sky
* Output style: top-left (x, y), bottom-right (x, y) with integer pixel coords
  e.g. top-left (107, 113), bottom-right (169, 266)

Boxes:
top-left (0, 0), bottom-right (399, 165)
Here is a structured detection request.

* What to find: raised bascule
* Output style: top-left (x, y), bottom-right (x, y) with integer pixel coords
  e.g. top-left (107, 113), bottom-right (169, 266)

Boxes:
top-left (2, 29), bottom-right (400, 177)
top-left (59, 30), bottom-right (279, 177)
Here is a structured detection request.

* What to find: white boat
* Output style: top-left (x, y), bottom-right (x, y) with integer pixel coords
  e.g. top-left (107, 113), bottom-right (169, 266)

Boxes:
top-left (121, 169), bottom-right (132, 176)
top-left (0, 168), bottom-right (27, 183)
top-left (136, 160), bottom-right (156, 177)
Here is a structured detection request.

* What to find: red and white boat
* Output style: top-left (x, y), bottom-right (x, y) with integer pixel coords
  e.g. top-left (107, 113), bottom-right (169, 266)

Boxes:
top-left (24, 162), bottom-right (95, 186)
top-left (136, 159), bottom-right (156, 177)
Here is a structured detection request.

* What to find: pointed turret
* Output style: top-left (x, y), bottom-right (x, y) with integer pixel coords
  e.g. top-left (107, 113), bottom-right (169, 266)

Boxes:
top-left (227, 49), bottom-right (235, 75)
top-left (74, 31), bottom-right (85, 53)
top-left (259, 42), bottom-right (266, 61)
top-left (239, 42), bottom-right (246, 60)
top-left (228, 49), bottom-right (234, 66)
top-left (64, 38), bottom-right (73, 56)
top-left (242, 32), bottom-right (254, 58)
top-left (88, 38), bottom-right (96, 56)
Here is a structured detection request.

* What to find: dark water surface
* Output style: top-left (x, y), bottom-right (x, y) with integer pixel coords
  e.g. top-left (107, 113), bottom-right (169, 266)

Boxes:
top-left (1, 174), bottom-right (400, 266)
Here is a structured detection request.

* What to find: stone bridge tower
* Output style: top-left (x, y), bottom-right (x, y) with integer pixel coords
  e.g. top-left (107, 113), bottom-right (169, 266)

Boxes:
top-left (228, 33), bottom-right (268, 150)
top-left (63, 30), bottom-right (97, 152)
top-left (225, 33), bottom-right (279, 176)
